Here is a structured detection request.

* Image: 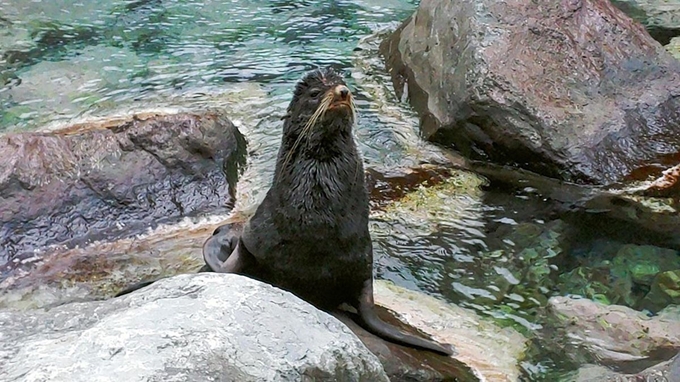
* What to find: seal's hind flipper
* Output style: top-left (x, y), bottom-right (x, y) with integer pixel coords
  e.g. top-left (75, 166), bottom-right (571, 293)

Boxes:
top-left (355, 279), bottom-right (455, 356)
top-left (202, 223), bottom-right (244, 272)
top-left (202, 222), bottom-right (258, 274)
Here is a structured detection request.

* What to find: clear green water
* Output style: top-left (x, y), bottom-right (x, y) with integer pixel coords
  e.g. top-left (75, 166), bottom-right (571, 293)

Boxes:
top-left (0, 0), bottom-right (416, 132)
top-left (1, 1), bottom-right (678, 380)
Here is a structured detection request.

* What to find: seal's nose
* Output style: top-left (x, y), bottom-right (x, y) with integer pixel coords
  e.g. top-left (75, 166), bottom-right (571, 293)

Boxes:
top-left (335, 85), bottom-right (350, 100)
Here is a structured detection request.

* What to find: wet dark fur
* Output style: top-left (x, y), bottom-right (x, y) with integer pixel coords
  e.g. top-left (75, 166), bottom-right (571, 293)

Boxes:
top-left (238, 69), bottom-right (369, 309)
top-left (116, 68), bottom-right (454, 356)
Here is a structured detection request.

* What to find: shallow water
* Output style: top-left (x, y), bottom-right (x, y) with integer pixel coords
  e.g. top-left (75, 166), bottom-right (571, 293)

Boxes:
top-left (1, 1), bottom-right (678, 380)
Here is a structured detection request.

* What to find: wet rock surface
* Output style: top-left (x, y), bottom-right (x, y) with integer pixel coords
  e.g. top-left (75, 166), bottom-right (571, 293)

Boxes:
top-left (372, 281), bottom-right (527, 382)
top-left (571, 352), bottom-right (680, 382)
top-left (0, 273), bottom-right (390, 382)
top-left (335, 308), bottom-right (480, 382)
top-left (381, 0), bottom-right (680, 185)
top-left (0, 111), bottom-right (247, 267)
top-left (545, 296), bottom-right (680, 374)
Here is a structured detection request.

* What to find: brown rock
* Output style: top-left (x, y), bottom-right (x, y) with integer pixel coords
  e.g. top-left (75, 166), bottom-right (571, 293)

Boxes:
top-left (642, 164), bottom-right (680, 197)
top-left (0, 111), bottom-right (247, 267)
top-left (381, 0), bottom-right (680, 185)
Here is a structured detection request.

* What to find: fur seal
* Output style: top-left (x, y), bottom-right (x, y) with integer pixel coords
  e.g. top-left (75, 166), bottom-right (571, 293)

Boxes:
top-left (117, 68), bottom-right (454, 356)
top-left (201, 68), bottom-right (453, 355)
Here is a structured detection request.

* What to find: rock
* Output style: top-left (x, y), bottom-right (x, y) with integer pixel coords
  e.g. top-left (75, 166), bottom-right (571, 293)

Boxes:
top-left (658, 304), bottom-right (680, 321)
top-left (0, 216), bottom-right (220, 310)
top-left (0, 230), bottom-right (525, 381)
top-left (0, 111), bottom-right (247, 264)
top-left (641, 163), bottom-right (680, 197)
top-left (373, 280), bottom-right (527, 382)
top-left (610, 244), bottom-right (680, 288)
top-left (0, 273), bottom-right (389, 382)
top-left (669, 36), bottom-right (680, 59)
top-left (0, 271), bottom-right (525, 382)
top-left (611, 0), bottom-right (680, 44)
top-left (571, 352), bottom-right (680, 382)
top-left (558, 265), bottom-right (622, 306)
top-left (642, 270), bottom-right (680, 312)
top-left (546, 296), bottom-right (680, 373)
top-left (381, 0), bottom-right (680, 185)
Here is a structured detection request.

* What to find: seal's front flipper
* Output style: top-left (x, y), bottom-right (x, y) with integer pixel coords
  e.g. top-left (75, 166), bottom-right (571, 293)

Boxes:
top-left (355, 279), bottom-right (455, 356)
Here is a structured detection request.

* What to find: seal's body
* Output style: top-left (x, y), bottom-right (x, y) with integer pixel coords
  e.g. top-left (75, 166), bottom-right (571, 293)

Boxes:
top-left (204, 68), bottom-right (453, 355)
top-left (118, 68), bottom-right (453, 355)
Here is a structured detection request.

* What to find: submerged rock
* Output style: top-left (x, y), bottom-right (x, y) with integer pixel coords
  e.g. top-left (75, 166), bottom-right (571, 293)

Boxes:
top-left (2, 45), bottom-right (144, 125)
top-left (0, 111), bottom-right (247, 265)
top-left (611, 245), bottom-right (680, 287)
top-left (604, 244), bottom-right (680, 308)
top-left (545, 295), bottom-right (680, 373)
top-left (642, 270), bottom-right (680, 312)
top-left (0, 273), bottom-right (389, 382)
top-left (611, 0), bottom-right (680, 44)
top-left (557, 244), bottom-right (680, 316)
top-left (381, 0), bottom-right (680, 185)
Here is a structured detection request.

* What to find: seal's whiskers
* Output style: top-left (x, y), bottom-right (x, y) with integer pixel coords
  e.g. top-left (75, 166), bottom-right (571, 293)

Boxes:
top-left (279, 92), bottom-right (333, 174)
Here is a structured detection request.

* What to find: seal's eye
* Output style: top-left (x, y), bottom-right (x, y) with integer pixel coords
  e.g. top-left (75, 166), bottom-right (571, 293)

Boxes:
top-left (309, 88), bottom-right (322, 98)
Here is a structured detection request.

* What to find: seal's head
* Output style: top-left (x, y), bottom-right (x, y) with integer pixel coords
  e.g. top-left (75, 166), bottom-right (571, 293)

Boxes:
top-left (282, 68), bottom-right (356, 140)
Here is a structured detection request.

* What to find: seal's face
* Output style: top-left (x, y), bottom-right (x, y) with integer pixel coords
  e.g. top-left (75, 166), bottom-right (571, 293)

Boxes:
top-left (283, 68), bottom-right (356, 139)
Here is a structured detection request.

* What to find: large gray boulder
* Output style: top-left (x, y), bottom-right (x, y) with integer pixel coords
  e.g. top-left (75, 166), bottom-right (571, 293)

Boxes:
top-left (0, 111), bottom-right (247, 263)
top-left (0, 273), bottom-right (389, 382)
top-left (381, 0), bottom-right (680, 185)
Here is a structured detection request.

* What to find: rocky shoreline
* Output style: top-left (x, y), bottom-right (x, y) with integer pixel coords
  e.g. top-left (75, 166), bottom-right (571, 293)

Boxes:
top-left (1, 0), bottom-right (680, 381)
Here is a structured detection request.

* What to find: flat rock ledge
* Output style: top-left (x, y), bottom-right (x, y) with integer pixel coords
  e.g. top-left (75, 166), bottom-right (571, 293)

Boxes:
top-left (0, 274), bottom-right (389, 382)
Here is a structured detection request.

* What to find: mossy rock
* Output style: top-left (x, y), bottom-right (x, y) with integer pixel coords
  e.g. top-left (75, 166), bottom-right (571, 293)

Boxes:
top-left (640, 270), bottom-right (680, 312)
top-left (611, 245), bottom-right (680, 287)
top-left (558, 265), bottom-right (635, 306)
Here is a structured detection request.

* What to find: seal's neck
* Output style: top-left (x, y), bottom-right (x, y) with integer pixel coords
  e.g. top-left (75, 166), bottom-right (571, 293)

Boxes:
top-left (273, 119), bottom-right (364, 203)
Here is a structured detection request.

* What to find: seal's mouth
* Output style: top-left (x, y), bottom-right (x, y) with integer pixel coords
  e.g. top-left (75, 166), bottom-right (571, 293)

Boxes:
top-left (328, 84), bottom-right (352, 111)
